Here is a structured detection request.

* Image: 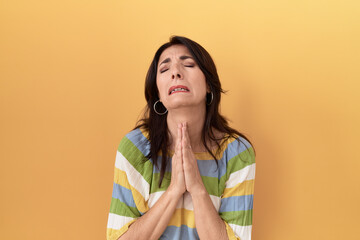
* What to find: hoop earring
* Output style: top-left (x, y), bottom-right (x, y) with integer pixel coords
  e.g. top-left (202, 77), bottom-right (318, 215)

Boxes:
top-left (206, 92), bottom-right (213, 105)
top-left (153, 100), bottom-right (168, 115)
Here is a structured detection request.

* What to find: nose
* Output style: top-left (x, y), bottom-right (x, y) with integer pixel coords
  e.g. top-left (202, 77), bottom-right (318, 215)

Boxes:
top-left (172, 73), bottom-right (182, 79)
top-left (171, 64), bottom-right (183, 80)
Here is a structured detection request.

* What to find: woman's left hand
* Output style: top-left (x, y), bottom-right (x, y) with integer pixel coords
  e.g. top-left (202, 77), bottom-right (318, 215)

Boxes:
top-left (181, 122), bottom-right (207, 195)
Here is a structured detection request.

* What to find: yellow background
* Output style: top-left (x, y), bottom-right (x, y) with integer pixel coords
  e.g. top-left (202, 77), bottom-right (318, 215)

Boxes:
top-left (1, 0), bottom-right (359, 239)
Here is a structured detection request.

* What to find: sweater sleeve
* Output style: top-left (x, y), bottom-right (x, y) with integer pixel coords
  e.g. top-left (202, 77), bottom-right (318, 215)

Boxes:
top-left (219, 137), bottom-right (256, 240)
top-left (106, 134), bottom-right (151, 240)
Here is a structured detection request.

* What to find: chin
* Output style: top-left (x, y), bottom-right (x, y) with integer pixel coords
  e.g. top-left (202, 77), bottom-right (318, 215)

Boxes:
top-left (166, 99), bottom-right (204, 110)
top-left (166, 102), bottom-right (190, 110)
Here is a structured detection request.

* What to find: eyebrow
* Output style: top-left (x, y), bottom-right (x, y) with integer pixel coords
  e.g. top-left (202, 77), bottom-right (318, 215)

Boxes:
top-left (159, 55), bottom-right (194, 67)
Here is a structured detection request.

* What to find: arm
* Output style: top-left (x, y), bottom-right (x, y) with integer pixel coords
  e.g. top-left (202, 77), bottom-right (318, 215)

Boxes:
top-left (192, 141), bottom-right (256, 240)
top-left (180, 123), bottom-right (228, 239)
top-left (191, 188), bottom-right (228, 240)
top-left (181, 123), bottom-right (256, 240)
top-left (107, 126), bottom-right (186, 240)
top-left (118, 187), bottom-right (181, 240)
top-left (218, 138), bottom-right (256, 240)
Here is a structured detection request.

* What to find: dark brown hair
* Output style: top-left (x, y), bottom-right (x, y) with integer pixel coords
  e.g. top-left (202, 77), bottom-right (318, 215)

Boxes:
top-left (135, 35), bottom-right (256, 187)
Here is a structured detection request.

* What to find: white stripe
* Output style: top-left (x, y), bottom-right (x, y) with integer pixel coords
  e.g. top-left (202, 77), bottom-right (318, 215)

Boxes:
top-left (148, 191), bottom-right (165, 208)
top-left (182, 191), bottom-right (192, 209)
top-left (107, 213), bottom-right (135, 230)
top-left (226, 163), bottom-right (256, 188)
top-left (228, 224), bottom-right (252, 240)
top-left (148, 191), bottom-right (221, 211)
top-left (183, 193), bottom-right (221, 211)
top-left (210, 195), bottom-right (221, 211)
top-left (115, 150), bottom-right (150, 201)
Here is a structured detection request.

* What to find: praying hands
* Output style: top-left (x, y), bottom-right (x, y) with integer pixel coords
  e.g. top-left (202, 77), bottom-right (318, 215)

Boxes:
top-left (168, 122), bottom-right (207, 197)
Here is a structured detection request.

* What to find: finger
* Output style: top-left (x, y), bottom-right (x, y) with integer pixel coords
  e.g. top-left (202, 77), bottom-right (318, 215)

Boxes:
top-left (176, 123), bottom-right (182, 156)
top-left (181, 125), bottom-right (191, 167)
top-left (182, 122), bottom-right (191, 150)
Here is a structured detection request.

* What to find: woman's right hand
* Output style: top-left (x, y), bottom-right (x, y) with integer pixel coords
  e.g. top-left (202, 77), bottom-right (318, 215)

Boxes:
top-left (168, 123), bottom-right (186, 198)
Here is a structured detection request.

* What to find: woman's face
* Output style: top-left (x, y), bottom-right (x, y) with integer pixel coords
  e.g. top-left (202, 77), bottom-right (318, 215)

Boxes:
top-left (156, 44), bottom-right (208, 111)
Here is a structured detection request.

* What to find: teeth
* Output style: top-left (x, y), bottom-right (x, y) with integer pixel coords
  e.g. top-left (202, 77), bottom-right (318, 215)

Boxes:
top-left (170, 88), bottom-right (189, 94)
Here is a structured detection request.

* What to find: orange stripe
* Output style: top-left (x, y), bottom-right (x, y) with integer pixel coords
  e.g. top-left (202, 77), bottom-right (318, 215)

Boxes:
top-left (139, 127), bottom-right (150, 140)
top-left (223, 221), bottom-right (241, 240)
top-left (114, 168), bottom-right (131, 189)
top-left (114, 168), bottom-right (149, 213)
top-left (131, 186), bottom-right (149, 213)
top-left (168, 208), bottom-right (196, 228)
top-left (222, 179), bottom-right (255, 198)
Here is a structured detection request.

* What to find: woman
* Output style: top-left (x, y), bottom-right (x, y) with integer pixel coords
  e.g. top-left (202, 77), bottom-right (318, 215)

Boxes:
top-left (106, 36), bottom-right (256, 240)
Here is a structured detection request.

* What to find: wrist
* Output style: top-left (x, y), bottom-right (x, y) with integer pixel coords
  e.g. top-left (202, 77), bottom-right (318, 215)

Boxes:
top-left (166, 185), bottom-right (184, 199)
top-left (189, 186), bottom-right (208, 198)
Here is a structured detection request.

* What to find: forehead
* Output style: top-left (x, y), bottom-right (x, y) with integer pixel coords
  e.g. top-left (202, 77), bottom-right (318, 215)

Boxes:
top-left (158, 44), bottom-right (192, 62)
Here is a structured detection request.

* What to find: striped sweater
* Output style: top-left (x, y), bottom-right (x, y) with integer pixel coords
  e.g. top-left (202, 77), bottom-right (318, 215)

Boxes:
top-left (107, 127), bottom-right (256, 240)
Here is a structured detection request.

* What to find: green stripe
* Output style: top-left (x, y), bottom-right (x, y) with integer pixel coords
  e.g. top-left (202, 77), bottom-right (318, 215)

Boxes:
top-left (118, 137), bottom-right (153, 185)
top-left (151, 172), bottom-right (172, 193)
top-left (219, 147), bottom-right (255, 185)
top-left (220, 209), bottom-right (253, 226)
top-left (109, 198), bottom-right (140, 218)
top-left (201, 175), bottom-right (220, 197)
top-left (150, 172), bottom-right (221, 197)
top-left (227, 147), bottom-right (255, 174)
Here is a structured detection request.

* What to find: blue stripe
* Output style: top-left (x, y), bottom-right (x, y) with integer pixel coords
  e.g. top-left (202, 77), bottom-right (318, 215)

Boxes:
top-left (112, 183), bottom-right (136, 208)
top-left (152, 155), bottom-right (172, 173)
top-left (197, 159), bottom-right (223, 178)
top-left (125, 128), bottom-right (151, 160)
top-left (125, 130), bottom-right (252, 181)
top-left (126, 129), bottom-right (251, 166)
top-left (220, 137), bottom-right (252, 164)
top-left (160, 225), bottom-right (199, 239)
top-left (219, 195), bottom-right (254, 212)
top-left (151, 155), bottom-right (227, 180)
top-left (152, 156), bottom-right (227, 181)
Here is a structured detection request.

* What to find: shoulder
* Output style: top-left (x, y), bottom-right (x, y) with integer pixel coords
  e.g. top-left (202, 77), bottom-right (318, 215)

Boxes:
top-left (229, 134), bottom-right (254, 151)
top-left (117, 127), bottom-right (150, 160)
top-left (222, 133), bottom-right (255, 165)
top-left (115, 127), bottom-right (153, 189)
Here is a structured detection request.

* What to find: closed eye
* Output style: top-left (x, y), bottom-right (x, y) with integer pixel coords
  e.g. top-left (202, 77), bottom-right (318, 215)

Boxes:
top-left (160, 65), bottom-right (194, 74)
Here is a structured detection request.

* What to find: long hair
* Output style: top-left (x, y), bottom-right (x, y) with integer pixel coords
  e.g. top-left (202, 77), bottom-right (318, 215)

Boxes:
top-left (135, 35), bottom-right (256, 187)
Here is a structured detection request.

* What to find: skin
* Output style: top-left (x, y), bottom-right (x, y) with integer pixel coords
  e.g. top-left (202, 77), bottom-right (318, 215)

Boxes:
top-left (157, 44), bottom-right (228, 239)
top-left (118, 44), bottom-right (228, 240)
top-left (156, 44), bottom-right (211, 152)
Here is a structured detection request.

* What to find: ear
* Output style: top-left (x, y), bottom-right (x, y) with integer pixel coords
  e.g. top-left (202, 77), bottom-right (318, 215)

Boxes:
top-left (206, 84), bottom-right (211, 93)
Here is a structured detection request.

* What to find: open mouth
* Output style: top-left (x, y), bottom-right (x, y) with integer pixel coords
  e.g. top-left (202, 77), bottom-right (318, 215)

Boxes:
top-left (168, 85), bottom-right (190, 95)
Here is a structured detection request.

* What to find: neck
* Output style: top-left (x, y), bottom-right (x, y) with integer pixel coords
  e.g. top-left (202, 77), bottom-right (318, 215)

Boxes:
top-left (167, 105), bottom-right (206, 151)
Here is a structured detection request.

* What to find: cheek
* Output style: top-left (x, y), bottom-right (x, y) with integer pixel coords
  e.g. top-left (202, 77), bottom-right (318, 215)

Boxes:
top-left (195, 74), bottom-right (207, 96)
top-left (156, 78), bottom-right (167, 100)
